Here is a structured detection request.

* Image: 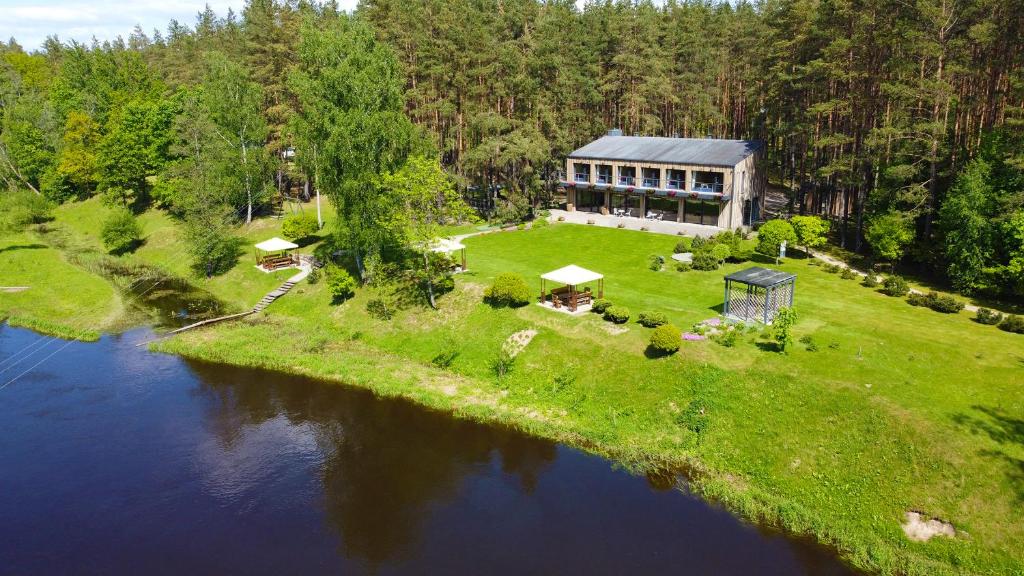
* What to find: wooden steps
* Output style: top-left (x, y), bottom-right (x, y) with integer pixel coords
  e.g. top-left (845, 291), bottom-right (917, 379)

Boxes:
top-left (252, 279), bottom-right (297, 312)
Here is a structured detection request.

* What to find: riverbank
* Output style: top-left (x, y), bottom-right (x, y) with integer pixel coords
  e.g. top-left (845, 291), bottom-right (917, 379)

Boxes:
top-left (6, 201), bottom-right (1024, 575)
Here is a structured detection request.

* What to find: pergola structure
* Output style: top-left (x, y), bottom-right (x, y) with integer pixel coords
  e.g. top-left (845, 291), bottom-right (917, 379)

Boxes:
top-left (430, 238), bottom-right (468, 271)
top-left (539, 264), bottom-right (604, 312)
top-left (723, 266), bottom-right (795, 324)
top-left (254, 237), bottom-right (299, 271)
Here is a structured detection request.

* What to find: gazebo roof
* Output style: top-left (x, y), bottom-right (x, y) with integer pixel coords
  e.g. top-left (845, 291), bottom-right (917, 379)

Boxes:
top-left (430, 238), bottom-right (466, 253)
top-left (254, 237), bottom-right (298, 252)
top-left (725, 266), bottom-right (795, 288)
top-left (541, 264), bottom-right (603, 285)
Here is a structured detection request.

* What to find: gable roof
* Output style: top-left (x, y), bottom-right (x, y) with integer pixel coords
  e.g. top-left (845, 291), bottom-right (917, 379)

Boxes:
top-left (568, 135), bottom-right (761, 167)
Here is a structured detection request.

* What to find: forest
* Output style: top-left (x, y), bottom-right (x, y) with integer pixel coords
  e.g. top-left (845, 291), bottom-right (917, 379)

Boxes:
top-left (1, 0), bottom-right (1022, 299)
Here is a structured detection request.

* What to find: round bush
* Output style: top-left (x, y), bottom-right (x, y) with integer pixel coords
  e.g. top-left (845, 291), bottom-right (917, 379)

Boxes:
top-left (649, 324), bottom-right (681, 355)
top-left (484, 272), bottom-right (531, 307)
top-left (711, 243), bottom-right (731, 264)
top-left (101, 208), bottom-right (142, 254)
top-left (603, 305), bottom-right (631, 324)
top-left (281, 213), bottom-right (320, 240)
top-left (998, 315), bottom-right (1024, 334)
top-left (674, 238), bottom-right (693, 253)
top-left (591, 298), bottom-right (613, 314)
top-left (975, 308), bottom-right (1003, 325)
top-left (881, 275), bottom-right (909, 297)
top-left (325, 264), bottom-right (357, 302)
top-left (637, 311), bottom-right (668, 328)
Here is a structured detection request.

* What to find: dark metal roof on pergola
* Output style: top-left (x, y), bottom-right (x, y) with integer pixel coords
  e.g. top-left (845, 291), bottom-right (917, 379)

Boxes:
top-left (724, 267), bottom-right (796, 288)
top-left (723, 267), bottom-right (796, 324)
top-left (568, 135), bottom-right (762, 167)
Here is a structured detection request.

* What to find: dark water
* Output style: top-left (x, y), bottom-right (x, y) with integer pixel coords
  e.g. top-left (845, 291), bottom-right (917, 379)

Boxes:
top-left (0, 325), bottom-right (857, 575)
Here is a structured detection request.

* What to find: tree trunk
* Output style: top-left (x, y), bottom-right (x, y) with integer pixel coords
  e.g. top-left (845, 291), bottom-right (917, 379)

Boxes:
top-left (422, 250), bottom-right (437, 309)
top-left (242, 138), bottom-right (252, 224)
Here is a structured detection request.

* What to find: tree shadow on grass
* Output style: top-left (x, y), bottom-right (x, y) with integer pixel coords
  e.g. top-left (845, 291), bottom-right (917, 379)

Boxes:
top-left (0, 243), bottom-right (47, 254)
top-left (755, 341), bottom-right (781, 353)
top-left (708, 302), bottom-right (725, 314)
top-left (952, 405), bottom-right (1024, 501)
top-left (108, 238), bottom-right (146, 257)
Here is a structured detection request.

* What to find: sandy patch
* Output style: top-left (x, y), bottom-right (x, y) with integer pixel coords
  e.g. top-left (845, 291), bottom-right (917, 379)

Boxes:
top-left (503, 329), bottom-right (538, 358)
top-left (602, 324), bottom-right (629, 335)
top-left (902, 511), bottom-right (956, 542)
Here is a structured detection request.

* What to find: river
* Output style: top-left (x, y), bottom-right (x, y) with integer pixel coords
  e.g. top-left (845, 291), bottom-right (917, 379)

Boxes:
top-left (0, 324), bottom-right (857, 574)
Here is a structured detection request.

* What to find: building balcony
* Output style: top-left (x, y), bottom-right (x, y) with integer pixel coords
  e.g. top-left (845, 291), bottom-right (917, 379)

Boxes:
top-left (666, 179), bottom-right (685, 190)
top-left (618, 176), bottom-right (636, 186)
top-left (574, 173), bottom-right (590, 183)
top-left (596, 174), bottom-right (613, 184)
top-left (692, 182), bottom-right (724, 193)
top-left (642, 178), bottom-right (660, 188)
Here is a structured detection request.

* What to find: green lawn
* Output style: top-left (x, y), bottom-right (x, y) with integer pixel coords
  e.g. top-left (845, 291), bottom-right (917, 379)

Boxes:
top-left (154, 221), bottom-right (1024, 576)
top-left (7, 207), bottom-right (1023, 575)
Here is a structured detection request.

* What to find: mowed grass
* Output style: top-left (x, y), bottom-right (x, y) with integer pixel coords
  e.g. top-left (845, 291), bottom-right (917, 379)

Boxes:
top-left (156, 221), bottom-right (1024, 575)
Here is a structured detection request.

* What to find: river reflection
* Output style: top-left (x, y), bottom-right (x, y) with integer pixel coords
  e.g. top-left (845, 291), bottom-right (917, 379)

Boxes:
top-left (0, 326), bottom-right (858, 575)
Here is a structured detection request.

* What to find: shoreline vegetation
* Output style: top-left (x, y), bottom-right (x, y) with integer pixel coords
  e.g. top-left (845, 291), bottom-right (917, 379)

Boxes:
top-left (5, 199), bottom-right (1022, 575)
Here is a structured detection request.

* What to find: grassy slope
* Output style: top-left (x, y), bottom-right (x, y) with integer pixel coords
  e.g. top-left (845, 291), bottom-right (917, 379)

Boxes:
top-left (154, 222), bottom-right (1024, 576)
top-left (0, 228), bottom-right (117, 340)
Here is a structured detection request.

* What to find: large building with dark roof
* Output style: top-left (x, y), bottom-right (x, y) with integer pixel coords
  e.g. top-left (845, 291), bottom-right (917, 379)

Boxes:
top-left (559, 130), bottom-right (765, 229)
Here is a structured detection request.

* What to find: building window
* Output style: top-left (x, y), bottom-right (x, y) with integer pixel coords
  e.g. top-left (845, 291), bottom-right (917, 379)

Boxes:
top-left (596, 164), bottom-right (613, 184)
top-left (692, 170), bottom-right (724, 193)
top-left (641, 167), bottom-right (660, 188)
top-left (573, 162), bottom-right (591, 183)
top-left (618, 166), bottom-right (636, 186)
top-left (576, 189), bottom-right (605, 213)
top-left (681, 198), bottom-right (722, 225)
top-left (666, 169), bottom-right (686, 190)
top-left (647, 197), bottom-right (678, 222)
top-left (611, 193), bottom-right (642, 217)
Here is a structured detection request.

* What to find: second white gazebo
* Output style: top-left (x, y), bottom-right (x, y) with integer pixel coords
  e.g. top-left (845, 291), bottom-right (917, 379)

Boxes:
top-left (430, 238), bottom-right (468, 271)
top-left (539, 264), bottom-right (604, 313)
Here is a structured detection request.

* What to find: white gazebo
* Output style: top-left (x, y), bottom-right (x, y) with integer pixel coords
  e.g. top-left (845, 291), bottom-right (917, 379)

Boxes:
top-left (254, 237), bottom-right (299, 271)
top-left (539, 264), bottom-right (604, 312)
top-left (430, 237), bottom-right (468, 271)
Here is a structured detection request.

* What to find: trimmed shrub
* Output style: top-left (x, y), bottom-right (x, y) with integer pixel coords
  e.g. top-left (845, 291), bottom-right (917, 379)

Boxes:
top-left (691, 249), bottom-right (719, 271)
top-left (840, 268), bottom-right (858, 280)
top-left (649, 324), bottom-right (681, 355)
top-left (484, 272), bottom-right (531, 307)
top-left (881, 275), bottom-right (909, 297)
top-left (281, 213), bottom-right (320, 240)
top-left (638, 311), bottom-right (668, 328)
top-left (100, 208), bottom-right (142, 254)
top-left (907, 291), bottom-right (964, 313)
top-left (674, 238), bottom-right (693, 253)
top-left (998, 315), bottom-right (1024, 334)
top-left (691, 236), bottom-right (708, 250)
top-left (649, 254), bottom-right (665, 271)
top-left (325, 265), bottom-right (357, 302)
top-left (532, 216), bottom-right (550, 228)
top-left (729, 247), bottom-right (753, 263)
top-left (823, 263), bottom-right (841, 274)
top-left (862, 274), bottom-right (879, 288)
top-left (711, 243), bottom-right (732, 264)
top-left (676, 262), bottom-right (692, 272)
top-left (603, 305), bottom-right (631, 324)
top-left (591, 298), bottom-right (613, 314)
top-left (975, 308), bottom-right (1003, 325)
